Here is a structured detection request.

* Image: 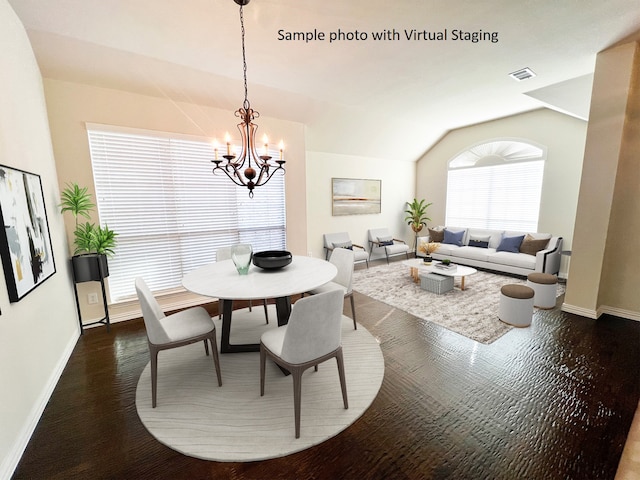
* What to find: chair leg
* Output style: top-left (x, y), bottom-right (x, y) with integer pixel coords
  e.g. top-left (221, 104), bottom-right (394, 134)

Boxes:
top-left (218, 299), bottom-right (224, 320)
top-left (249, 299), bottom-right (253, 312)
top-left (203, 339), bottom-right (210, 356)
top-left (292, 368), bottom-right (303, 439)
top-left (336, 348), bottom-right (349, 410)
top-left (209, 334), bottom-right (222, 387)
top-left (263, 299), bottom-right (269, 324)
top-left (260, 345), bottom-right (267, 396)
top-left (385, 248), bottom-right (390, 264)
top-left (349, 295), bottom-right (357, 330)
top-left (150, 345), bottom-right (159, 408)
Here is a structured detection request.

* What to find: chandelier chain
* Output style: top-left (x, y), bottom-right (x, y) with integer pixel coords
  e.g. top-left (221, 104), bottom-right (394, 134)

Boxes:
top-left (239, 5), bottom-right (249, 110)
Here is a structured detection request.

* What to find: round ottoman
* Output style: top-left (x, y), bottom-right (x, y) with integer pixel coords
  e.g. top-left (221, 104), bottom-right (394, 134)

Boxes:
top-left (527, 272), bottom-right (558, 309)
top-left (499, 284), bottom-right (534, 327)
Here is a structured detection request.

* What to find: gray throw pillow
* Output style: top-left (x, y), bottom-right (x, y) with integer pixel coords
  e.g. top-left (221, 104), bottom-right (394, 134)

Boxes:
top-left (332, 241), bottom-right (353, 250)
top-left (377, 235), bottom-right (394, 246)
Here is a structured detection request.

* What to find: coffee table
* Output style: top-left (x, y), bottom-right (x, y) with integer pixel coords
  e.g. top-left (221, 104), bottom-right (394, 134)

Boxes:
top-left (402, 258), bottom-right (432, 283)
top-left (424, 262), bottom-right (478, 291)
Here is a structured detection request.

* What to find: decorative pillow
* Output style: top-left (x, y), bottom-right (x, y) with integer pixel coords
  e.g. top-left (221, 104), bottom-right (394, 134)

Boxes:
top-left (496, 234), bottom-right (525, 253)
top-left (428, 228), bottom-right (444, 243)
top-left (332, 241), bottom-right (353, 250)
top-left (377, 235), bottom-right (394, 246)
top-left (442, 228), bottom-right (464, 246)
top-left (519, 234), bottom-right (549, 256)
top-left (468, 235), bottom-right (490, 249)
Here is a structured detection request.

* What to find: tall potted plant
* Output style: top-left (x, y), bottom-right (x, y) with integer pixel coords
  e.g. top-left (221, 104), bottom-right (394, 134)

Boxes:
top-left (60, 183), bottom-right (118, 283)
top-left (405, 198), bottom-right (432, 257)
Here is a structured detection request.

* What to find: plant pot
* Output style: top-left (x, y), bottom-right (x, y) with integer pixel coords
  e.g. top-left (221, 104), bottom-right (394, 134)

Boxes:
top-left (72, 253), bottom-right (109, 283)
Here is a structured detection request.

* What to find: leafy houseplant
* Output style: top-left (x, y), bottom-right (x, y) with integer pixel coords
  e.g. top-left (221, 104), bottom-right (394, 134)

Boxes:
top-left (404, 198), bottom-right (432, 233)
top-left (60, 183), bottom-right (118, 282)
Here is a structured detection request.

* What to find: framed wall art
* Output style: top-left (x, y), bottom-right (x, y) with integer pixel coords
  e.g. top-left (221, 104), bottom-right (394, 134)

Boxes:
top-left (332, 178), bottom-right (381, 216)
top-left (0, 165), bottom-right (56, 302)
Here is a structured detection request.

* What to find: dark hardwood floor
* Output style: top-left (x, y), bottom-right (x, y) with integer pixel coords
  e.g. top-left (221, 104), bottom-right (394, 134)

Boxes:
top-left (13, 276), bottom-right (640, 480)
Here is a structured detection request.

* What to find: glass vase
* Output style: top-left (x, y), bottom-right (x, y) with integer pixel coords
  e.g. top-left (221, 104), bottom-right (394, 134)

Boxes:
top-left (231, 243), bottom-right (253, 275)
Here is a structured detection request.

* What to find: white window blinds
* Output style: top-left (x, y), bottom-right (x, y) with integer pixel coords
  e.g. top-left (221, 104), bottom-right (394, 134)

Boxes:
top-left (87, 125), bottom-right (286, 303)
top-left (445, 160), bottom-right (544, 231)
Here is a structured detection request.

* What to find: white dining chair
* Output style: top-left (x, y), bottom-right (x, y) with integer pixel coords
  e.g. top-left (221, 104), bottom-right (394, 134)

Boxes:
top-left (135, 277), bottom-right (222, 408)
top-left (306, 247), bottom-right (357, 329)
top-left (260, 289), bottom-right (348, 438)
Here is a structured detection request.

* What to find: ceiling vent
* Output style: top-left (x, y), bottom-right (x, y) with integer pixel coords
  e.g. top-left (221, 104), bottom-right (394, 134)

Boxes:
top-left (509, 67), bottom-right (536, 81)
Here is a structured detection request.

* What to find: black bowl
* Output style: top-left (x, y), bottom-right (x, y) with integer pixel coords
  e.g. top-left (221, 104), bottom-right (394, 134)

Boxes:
top-left (252, 250), bottom-right (293, 270)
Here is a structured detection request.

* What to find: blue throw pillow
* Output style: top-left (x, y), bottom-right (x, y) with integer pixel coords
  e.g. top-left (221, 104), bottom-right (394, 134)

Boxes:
top-left (496, 235), bottom-right (525, 253)
top-left (442, 229), bottom-right (464, 246)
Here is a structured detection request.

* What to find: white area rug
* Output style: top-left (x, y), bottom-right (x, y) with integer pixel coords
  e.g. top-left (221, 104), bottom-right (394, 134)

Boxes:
top-left (353, 262), bottom-right (565, 344)
top-left (136, 306), bottom-right (384, 462)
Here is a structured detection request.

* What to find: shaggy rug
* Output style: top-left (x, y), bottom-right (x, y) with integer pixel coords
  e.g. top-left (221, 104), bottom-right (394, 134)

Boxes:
top-left (353, 262), bottom-right (565, 344)
top-left (136, 306), bottom-right (384, 462)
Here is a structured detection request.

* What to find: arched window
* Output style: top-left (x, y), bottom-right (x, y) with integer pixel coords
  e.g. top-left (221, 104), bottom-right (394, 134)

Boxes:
top-left (445, 139), bottom-right (546, 231)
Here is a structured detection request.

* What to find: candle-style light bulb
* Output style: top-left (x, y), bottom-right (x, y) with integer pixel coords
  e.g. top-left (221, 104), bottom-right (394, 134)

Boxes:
top-left (212, 139), bottom-right (219, 160)
top-left (262, 134), bottom-right (269, 156)
top-left (224, 132), bottom-right (231, 156)
top-left (278, 140), bottom-right (285, 161)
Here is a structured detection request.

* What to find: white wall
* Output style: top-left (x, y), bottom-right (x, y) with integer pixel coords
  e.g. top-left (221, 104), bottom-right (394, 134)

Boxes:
top-left (306, 151), bottom-right (416, 261)
top-left (0, 2), bottom-right (80, 478)
top-left (415, 109), bottom-right (588, 278)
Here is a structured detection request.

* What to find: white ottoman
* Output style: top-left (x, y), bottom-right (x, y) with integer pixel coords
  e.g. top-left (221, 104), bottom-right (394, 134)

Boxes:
top-left (499, 284), bottom-right (534, 327)
top-left (526, 273), bottom-right (558, 309)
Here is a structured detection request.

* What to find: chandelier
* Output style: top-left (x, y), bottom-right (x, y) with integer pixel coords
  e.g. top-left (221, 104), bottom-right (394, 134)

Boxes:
top-left (211, 0), bottom-right (286, 198)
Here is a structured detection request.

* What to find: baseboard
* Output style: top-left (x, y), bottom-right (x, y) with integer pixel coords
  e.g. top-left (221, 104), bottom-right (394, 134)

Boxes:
top-left (561, 303), bottom-right (640, 322)
top-left (561, 303), bottom-right (600, 319)
top-left (1, 331), bottom-right (79, 480)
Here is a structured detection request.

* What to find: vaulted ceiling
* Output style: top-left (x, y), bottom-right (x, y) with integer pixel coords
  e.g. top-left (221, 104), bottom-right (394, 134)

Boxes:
top-left (8, 0), bottom-right (640, 161)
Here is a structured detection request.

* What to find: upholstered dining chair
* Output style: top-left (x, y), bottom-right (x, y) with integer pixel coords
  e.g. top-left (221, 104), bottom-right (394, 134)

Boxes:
top-left (135, 277), bottom-right (222, 408)
top-left (367, 227), bottom-right (410, 264)
top-left (216, 246), bottom-right (269, 323)
top-left (322, 232), bottom-right (369, 268)
top-left (260, 289), bottom-right (348, 438)
top-left (305, 247), bottom-right (357, 330)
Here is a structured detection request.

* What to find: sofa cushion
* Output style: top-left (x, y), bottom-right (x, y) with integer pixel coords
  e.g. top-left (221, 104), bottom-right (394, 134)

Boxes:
top-left (443, 228), bottom-right (465, 246)
top-left (468, 235), bottom-right (491, 248)
top-left (428, 228), bottom-right (444, 243)
top-left (433, 243), bottom-right (460, 256)
top-left (496, 234), bottom-right (525, 253)
top-left (519, 234), bottom-right (550, 256)
top-left (455, 246), bottom-right (494, 261)
top-left (488, 251), bottom-right (537, 270)
top-left (467, 229), bottom-right (504, 248)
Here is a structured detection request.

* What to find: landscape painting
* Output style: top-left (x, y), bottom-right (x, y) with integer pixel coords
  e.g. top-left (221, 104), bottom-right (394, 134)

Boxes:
top-left (332, 178), bottom-right (381, 216)
top-left (0, 165), bottom-right (56, 302)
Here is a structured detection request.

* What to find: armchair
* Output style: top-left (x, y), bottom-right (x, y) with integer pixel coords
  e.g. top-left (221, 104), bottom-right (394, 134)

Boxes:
top-left (367, 228), bottom-right (410, 264)
top-left (323, 232), bottom-right (369, 268)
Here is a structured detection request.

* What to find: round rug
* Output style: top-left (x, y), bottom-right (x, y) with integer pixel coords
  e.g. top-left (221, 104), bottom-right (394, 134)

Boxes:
top-left (135, 306), bottom-right (384, 462)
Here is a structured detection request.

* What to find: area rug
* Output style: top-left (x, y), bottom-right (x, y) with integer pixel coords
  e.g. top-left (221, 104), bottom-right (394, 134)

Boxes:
top-left (353, 262), bottom-right (565, 344)
top-left (135, 306), bottom-right (384, 462)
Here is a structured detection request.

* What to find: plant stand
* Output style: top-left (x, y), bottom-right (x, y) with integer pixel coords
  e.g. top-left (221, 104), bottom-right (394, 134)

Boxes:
top-left (72, 254), bottom-right (110, 334)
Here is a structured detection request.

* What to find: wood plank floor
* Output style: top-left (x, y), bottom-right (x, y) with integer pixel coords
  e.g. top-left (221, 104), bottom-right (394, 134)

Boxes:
top-left (12, 278), bottom-right (640, 480)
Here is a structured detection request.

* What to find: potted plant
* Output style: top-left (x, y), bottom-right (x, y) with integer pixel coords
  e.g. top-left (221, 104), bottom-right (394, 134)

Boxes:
top-left (60, 183), bottom-right (118, 283)
top-left (405, 198), bottom-right (432, 257)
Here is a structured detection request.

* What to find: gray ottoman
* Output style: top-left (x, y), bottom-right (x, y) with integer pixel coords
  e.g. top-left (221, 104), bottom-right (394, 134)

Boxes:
top-left (420, 273), bottom-right (454, 294)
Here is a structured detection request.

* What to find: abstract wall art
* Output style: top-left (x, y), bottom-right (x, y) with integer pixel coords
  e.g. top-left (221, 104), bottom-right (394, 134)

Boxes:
top-left (0, 165), bottom-right (56, 302)
top-left (332, 178), bottom-right (381, 216)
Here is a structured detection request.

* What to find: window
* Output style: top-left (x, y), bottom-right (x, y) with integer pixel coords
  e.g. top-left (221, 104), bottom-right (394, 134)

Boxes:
top-left (445, 139), bottom-right (545, 231)
top-left (87, 124), bottom-right (286, 303)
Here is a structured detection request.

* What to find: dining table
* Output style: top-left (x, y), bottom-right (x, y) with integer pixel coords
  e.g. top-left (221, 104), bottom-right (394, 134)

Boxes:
top-left (182, 255), bottom-right (338, 354)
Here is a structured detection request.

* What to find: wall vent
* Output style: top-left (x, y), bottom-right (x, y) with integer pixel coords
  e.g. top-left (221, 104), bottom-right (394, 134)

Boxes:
top-left (509, 67), bottom-right (536, 81)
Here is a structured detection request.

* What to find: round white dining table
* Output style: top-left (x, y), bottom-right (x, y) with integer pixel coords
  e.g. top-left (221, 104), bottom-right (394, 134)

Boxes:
top-left (182, 255), bottom-right (337, 353)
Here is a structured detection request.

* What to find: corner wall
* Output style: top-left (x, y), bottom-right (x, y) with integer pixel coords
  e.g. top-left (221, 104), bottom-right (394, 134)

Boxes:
top-left (415, 108), bottom-right (588, 278)
top-left (0, 2), bottom-right (80, 478)
top-left (564, 41), bottom-right (640, 320)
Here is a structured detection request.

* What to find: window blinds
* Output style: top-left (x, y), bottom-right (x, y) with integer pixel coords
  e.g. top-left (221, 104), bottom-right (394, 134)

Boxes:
top-left (87, 126), bottom-right (286, 303)
top-left (445, 161), bottom-right (544, 231)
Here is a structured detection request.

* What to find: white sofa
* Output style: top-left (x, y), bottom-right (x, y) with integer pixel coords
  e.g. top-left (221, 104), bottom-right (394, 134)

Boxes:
top-left (417, 227), bottom-right (562, 276)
